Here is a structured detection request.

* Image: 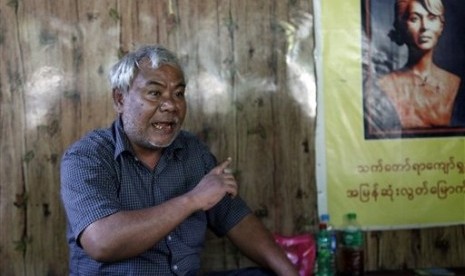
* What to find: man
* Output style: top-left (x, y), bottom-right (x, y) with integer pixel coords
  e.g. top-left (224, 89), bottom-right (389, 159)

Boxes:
top-left (60, 45), bottom-right (298, 275)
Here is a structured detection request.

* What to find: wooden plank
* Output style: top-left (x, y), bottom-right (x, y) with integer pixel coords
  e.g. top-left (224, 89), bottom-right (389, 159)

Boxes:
top-left (365, 226), bottom-right (465, 271)
top-left (11, 0), bottom-right (118, 274)
top-left (268, 0), bottom-right (318, 236)
top-left (118, 0), bottom-right (180, 52)
top-left (73, 0), bottom-right (120, 134)
top-left (14, 0), bottom-right (78, 274)
top-left (0, 0), bottom-right (28, 274)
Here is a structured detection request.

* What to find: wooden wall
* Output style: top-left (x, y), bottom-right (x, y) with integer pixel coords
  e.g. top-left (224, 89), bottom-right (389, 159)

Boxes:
top-left (0, 0), bottom-right (463, 275)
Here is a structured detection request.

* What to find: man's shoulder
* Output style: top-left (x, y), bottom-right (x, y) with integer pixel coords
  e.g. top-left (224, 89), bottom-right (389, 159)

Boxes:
top-left (64, 126), bottom-right (116, 157)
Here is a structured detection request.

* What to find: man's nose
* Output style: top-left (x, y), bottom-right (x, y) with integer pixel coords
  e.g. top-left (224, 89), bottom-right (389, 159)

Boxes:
top-left (159, 98), bottom-right (175, 111)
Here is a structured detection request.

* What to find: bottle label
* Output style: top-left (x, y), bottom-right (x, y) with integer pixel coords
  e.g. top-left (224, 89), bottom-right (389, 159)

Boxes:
top-left (343, 230), bottom-right (363, 247)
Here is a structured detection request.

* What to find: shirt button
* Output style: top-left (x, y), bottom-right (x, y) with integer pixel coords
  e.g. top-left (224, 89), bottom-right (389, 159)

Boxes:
top-left (173, 265), bottom-right (178, 270)
top-left (167, 235), bottom-right (172, 241)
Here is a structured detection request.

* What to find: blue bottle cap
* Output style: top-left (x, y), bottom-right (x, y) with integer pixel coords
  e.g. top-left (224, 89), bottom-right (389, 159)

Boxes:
top-left (320, 214), bottom-right (330, 221)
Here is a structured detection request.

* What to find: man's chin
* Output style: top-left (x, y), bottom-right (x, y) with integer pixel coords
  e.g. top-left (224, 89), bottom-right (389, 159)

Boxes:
top-left (148, 135), bottom-right (178, 148)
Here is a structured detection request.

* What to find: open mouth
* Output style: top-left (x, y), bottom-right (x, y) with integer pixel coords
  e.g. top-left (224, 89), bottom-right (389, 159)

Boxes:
top-left (152, 122), bottom-right (176, 130)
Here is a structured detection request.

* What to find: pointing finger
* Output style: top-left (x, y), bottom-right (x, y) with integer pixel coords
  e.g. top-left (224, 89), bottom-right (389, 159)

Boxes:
top-left (213, 157), bottom-right (232, 175)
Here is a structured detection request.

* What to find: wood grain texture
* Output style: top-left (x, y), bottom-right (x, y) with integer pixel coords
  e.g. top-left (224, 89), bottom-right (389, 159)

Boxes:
top-left (0, 0), bottom-right (463, 275)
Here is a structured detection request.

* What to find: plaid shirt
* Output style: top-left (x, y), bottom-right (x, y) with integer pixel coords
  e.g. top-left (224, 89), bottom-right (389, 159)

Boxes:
top-left (60, 118), bottom-right (251, 276)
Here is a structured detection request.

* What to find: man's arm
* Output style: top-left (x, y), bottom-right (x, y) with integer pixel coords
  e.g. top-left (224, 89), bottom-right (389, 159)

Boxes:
top-left (80, 158), bottom-right (237, 262)
top-left (226, 214), bottom-right (299, 276)
top-left (80, 194), bottom-right (197, 262)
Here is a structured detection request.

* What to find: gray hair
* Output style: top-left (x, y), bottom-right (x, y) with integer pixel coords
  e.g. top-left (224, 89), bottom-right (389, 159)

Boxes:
top-left (388, 0), bottom-right (445, 45)
top-left (108, 45), bottom-right (182, 93)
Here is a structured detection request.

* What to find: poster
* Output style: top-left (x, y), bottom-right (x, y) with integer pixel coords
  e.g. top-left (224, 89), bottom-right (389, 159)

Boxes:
top-left (315, 0), bottom-right (465, 229)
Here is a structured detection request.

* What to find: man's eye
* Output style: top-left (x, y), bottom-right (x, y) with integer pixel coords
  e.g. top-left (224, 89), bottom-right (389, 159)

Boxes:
top-left (148, 90), bottom-right (161, 96)
top-left (175, 91), bottom-right (185, 98)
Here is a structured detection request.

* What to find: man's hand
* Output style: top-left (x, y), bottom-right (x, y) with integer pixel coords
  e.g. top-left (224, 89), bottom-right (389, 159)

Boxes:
top-left (188, 157), bottom-right (238, 210)
top-left (227, 215), bottom-right (300, 276)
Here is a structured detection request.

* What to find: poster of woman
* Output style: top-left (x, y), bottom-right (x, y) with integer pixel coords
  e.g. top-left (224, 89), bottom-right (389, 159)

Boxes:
top-left (315, 0), bottom-right (465, 228)
top-left (363, 0), bottom-right (465, 139)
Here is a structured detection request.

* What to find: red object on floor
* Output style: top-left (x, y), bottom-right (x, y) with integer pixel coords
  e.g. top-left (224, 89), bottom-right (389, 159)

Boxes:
top-left (274, 233), bottom-right (316, 276)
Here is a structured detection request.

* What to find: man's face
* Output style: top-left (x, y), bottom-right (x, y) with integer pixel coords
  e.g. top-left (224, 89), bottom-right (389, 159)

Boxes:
top-left (115, 60), bottom-right (187, 152)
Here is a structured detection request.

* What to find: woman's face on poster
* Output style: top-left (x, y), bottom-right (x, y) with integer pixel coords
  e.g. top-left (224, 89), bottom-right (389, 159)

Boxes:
top-left (402, 0), bottom-right (444, 51)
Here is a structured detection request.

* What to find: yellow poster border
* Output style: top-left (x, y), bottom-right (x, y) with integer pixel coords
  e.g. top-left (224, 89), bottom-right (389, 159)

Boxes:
top-left (314, 0), bottom-right (465, 229)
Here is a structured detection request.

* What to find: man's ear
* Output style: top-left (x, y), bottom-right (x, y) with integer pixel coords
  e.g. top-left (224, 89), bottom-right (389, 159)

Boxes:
top-left (112, 88), bottom-right (124, 113)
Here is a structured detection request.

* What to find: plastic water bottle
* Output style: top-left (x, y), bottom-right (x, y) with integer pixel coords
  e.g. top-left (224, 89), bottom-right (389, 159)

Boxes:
top-left (341, 213), bottom-right (364, 276)
top-left (315, 222), bottom-right (334, 276)
top-left (320, 214), bottom-right (337, 256)
top-left (320, 214), bottom-right (337, 272)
